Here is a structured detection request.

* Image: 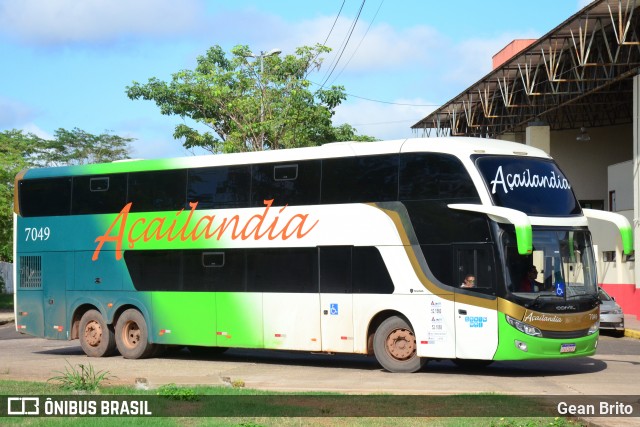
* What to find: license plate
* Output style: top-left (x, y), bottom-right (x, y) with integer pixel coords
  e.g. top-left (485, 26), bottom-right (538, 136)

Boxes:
top-left (560, 343), bottom-right (576, 353)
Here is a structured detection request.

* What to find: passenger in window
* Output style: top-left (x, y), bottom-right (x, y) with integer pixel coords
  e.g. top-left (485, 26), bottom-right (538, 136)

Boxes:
top-left (460, 275), bottom-right (476, 288)
top-left (520, 266), bottom-right (542, 292)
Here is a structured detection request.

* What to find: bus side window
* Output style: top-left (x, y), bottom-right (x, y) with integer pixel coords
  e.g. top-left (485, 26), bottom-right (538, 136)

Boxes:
top-left (72, 174), bottom-right (127, 215)
top-left (128, 170), bottom-right (187, 212)
top-left (184, 249), bottom-right (246, 292)
top-left (20, 178), bottom-right (72, 217)
top-left (353, 247), bottom-right (394, 294)
top-left (124, 250), bottom-right (182, 291)
top-left (251, 160), bottom-right (320, 206)
top-left (246, 248), bottom-right (318, 293)
top-left (319, 246), bottom-right (352, 294)
top-left (455, 245), bottom-right (496, 292)
top-left (321, 155), bottom-right (398, 204)
top-left (187, 166), bottom-right (250, 209)
top-left (399, 153), bottom-right (478, 201)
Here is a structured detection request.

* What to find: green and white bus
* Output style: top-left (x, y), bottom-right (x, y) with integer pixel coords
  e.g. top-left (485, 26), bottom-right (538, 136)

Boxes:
top-left (13, 137), bottom-right (632, 373)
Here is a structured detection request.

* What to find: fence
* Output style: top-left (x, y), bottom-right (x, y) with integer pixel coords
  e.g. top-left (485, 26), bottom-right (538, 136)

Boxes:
top-left (0, 262), bottom-right (13, 294)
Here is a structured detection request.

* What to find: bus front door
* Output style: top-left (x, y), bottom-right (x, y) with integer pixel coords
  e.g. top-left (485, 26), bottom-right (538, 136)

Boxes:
top-left (453, 245), bottom-right (498, 360)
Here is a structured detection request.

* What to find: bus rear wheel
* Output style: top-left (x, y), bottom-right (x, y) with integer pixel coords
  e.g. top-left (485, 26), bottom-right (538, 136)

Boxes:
top-left (115, 309), bottom-right (155, 359)
top-left (373, 316), bottom-right (426, 373)
top-left (79, 309), bottom-right (116, 357)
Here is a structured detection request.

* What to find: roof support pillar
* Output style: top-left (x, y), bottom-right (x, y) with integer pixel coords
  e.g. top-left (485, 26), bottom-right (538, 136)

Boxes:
top-left (525, 123), bottom-right (550, 154)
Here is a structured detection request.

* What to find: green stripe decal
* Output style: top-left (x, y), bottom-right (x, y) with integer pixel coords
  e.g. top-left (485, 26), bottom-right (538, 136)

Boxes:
top-left (151, 292), bottom-right (263, 348)
top-left (494, 313), bottom-right (597, 360)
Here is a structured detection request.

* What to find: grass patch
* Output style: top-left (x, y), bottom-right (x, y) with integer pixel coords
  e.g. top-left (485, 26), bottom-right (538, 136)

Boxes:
top-left (47, 361), bottom-right (113, 392)
top-left (0, 293), bottom-right (13, 310)
top-left (0, 379), bottom-right (587, 426)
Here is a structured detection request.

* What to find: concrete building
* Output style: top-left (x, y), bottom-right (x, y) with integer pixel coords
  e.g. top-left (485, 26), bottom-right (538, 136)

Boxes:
top-left (412, 0), bottom-right (640, 316)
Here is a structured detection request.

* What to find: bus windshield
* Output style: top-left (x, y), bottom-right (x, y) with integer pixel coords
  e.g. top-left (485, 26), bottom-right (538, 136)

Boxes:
top-left (475, 155), bottom-right (581, 216)
top-left (502, 227), bottom-right (598, 301)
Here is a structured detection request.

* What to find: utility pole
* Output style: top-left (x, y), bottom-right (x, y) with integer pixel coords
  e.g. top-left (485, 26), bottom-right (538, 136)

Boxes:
top-left (244, 48), bottom-right (281, 150)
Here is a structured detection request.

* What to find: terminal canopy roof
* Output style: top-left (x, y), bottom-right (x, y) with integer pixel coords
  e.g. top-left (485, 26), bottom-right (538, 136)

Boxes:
top-left (412, 0), bottom-right (640, 137)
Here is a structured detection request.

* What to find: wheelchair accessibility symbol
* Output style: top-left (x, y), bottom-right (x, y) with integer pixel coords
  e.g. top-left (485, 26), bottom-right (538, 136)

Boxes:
top-left (555, 282), bottom-right (566, 297)
top-left (330, 303), bottom-right (339, 315)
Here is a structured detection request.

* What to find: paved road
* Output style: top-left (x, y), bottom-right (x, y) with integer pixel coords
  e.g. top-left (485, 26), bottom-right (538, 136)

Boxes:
top-left (2, 323), bottom-right (639, 426)
top-left (1, 322), bottom-right (638, 395)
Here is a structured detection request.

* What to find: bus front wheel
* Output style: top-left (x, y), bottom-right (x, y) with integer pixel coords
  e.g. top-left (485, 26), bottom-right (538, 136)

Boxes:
top-left (115, 309), bottom-right (155, 359)
top-left (373, 316), bottom-right (426, 373)
top-left (79, 309), bottom-right (116, 357)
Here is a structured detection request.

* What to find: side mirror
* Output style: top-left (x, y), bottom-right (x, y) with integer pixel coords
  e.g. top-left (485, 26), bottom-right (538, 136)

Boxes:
top-left (583, 209), bottom-right (633, 255)
top-left (448, 204), bottom-right (532, 255)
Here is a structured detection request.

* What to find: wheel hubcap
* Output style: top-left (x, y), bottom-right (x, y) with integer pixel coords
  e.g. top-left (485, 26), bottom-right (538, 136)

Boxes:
top-left (123, 321), bottom-right (140, 349)
top-left (386, 328), bottom-right (416, 360)
top-left (84, 320), bottom-right (102, 348)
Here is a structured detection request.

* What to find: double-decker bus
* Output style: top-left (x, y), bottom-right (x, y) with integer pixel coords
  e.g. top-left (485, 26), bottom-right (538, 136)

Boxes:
top-left (13, 137), bottom-right (632, 373)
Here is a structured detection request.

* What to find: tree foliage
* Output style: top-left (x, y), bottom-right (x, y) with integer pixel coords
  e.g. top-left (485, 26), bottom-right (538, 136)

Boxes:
top-left (39, 128), bottom-right (132, 166)
top-left (0, 130), bottom-right (35, 262)
top-left (127, 44), bottom-right (375, 153)
top-left (0, 128), bottom-right (132, 262)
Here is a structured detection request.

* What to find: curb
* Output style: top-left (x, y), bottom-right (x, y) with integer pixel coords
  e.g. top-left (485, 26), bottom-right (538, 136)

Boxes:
top-left (0, 317), bottom-right (14, 325)
top-left (625, 328), bottom-right (640, 339)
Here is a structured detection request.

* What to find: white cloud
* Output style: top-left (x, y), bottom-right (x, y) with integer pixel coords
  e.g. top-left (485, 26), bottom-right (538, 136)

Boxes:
top-left (0, 97), bottom-right (37, 128)
top-left (201, 11), bottom-right (442, 75)
top-left (21, 124), bottom-right (54, 140)
top-left (443, 36), bottom-right (513, 85)
top-left (333, 98), bottom-right (437, 141)
top-left (0, 0), bottom-right (205, 45)
top-left (287, 17), bottom-right (442, 73)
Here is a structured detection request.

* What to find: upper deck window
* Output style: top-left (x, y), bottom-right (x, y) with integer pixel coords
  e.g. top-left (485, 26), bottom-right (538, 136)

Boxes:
top-left (399, 153), bottom-right (478, 200)
top-left (128, 169), bottom-right (187, 212)
top-left (321, 155), bottom-right (398, 204)
top-left (72, 174), bottom-right (127, 214)
top-left (475, 156), bottom-right (581, 216)
top-left (19, 178), bottom-right (71, 217)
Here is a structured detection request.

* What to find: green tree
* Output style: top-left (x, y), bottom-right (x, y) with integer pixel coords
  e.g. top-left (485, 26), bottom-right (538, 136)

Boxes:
top-left (127, 44), bottom-right (375, 153)
top-left (331, 123), bottom-right (378, 142)
top-left (0, 130), bottom-right (36, 261)
top-left (37, 128), bottom-right (132, 167)
top-left (0, 128), bottom-right (132, 262)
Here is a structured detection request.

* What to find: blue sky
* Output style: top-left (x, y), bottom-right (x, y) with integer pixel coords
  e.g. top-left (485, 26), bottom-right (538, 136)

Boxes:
top-left (0, 0), bottom-right (592, 159)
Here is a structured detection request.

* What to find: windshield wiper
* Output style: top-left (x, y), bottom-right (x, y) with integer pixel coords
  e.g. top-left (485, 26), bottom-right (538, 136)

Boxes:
top-left (525, 293), bottom-right (557, 309)
top-left (567, 293), bottom-right (600, 306)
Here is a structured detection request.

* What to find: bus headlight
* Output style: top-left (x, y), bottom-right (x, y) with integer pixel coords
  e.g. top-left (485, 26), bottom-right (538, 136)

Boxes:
top-left (588, 321), bottom-right (599, 335)
top-left (506, 315), bottom-right (542, 337)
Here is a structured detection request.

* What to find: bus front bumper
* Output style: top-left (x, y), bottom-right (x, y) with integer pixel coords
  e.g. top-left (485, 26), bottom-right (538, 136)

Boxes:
top-left (493, 314), bottom-right (598, 360)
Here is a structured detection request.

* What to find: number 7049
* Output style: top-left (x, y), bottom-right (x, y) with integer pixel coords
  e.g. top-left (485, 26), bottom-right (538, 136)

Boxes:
top-left (24, 227), bottom-right (50, 241)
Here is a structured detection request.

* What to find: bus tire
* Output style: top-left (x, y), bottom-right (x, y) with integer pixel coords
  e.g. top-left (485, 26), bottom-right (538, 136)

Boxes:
top-left (115, 309), bottom-right (155, 359)
top-left (373, 316), bottom-right (426, 373)
top-left (79, 309), bottom-right (116, 357)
